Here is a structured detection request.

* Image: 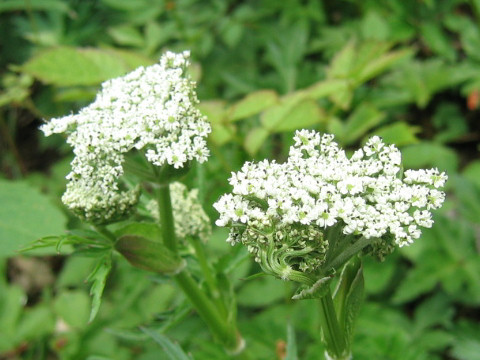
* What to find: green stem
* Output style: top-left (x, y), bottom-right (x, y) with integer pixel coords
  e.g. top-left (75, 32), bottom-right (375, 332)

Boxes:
top-left (324, 236), bottom-right (373, 272)
top-left (319, 287), bottom-right (349, 360)
top-left (188, 237), bottom-right (227, 317)
top-left (174, 271), bottom-right (239, 350)
top-left (157, 184), bottom-right (177, 252)
top-left (156, 182), bottom-right (243, 354)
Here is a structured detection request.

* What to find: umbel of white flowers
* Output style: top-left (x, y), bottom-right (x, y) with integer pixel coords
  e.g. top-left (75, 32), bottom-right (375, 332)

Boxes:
top-left (148, 182), bottom-right (212, 243)
top-left (214, 130), bottom-right (447, 278)
top-left (41, 51), bottom-right (211, 224)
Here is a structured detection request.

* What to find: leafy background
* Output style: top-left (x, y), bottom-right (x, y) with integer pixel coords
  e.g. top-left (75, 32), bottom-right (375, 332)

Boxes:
top-left (1, 0), bottom-right (480, 359)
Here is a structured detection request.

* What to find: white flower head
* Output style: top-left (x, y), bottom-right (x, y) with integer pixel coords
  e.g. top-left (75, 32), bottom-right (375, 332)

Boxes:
top-left (41, 51), bottom-right (211, 223)
top-left (148, 182), bottom-right (211, 242)
top-left (214, 130), bottom-right (447, 278)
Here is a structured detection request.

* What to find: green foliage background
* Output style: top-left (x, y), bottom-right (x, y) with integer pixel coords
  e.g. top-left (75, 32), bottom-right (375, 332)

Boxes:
top-left (1, 0), bottom-right (480, 359)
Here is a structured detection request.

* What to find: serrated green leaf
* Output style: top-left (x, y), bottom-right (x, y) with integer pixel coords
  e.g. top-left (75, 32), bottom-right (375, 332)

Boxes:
top-left (21, 47), bottom-right (153, 86)
top-left (228, 90), bottom-right (278, 121)
top-left (87, 254), bottom-right (112, 322)
top-left (0, 179), bottom-right (66, 257)
top-left (140, 327), bottom-right (193, 360)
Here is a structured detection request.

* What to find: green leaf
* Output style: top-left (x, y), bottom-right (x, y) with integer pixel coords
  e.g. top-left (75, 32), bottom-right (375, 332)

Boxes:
top-left (115, 235), bottom-right (186, 274)
top-left (107, 25), bottom-right (145, 47)
top-left (228, 90), bottom-right (278, 122)
top-left (0, 0), bottom-right (70, 13)
top-left (355, 48), bottom-right (413, 85)
top-left (402, 142), bottom-right (458, 173)
top-left (261, 98), bottom-right (325, 132)
top-left (54, 290), bottom-right (90, 328)
top-left (342, 103), bottom-right (384, 145)
top-left (420, 22), bottom-right (456, 62)
top-left (328, 41), bottom-right (356, 79)
top-left (450, 320), bottom-right (480, 360)
top-left (306, 79), bottom-right (349, 99)
top-left (244, 127), bottom-right (270, 156)
top-left (463, 160), bottom-right (480, 189)
top-left (140, 327), bottom-right (193, 360)
top-left (237, 276), bottom-right (286, 307)
top-left (15, 305), bottom-right (55, 343)
top-left (21, 47), bottom-right (153, 86)
top-left (87, 254), bottom-right (112, 322)
top-left (291, 276), bottom-right (332, 300)
top-left (360, 11), bottom-right (390, 41)
top-left (285, 323), bottom-right (299, 360)
top-left (0, 179), bottom-right (66, 257)
top-left (333, 257), bottom-right (364, 344)
top-left (114, 222), bottom-right (162, 240)
top-left (373, 122), bottom-right (419, 146)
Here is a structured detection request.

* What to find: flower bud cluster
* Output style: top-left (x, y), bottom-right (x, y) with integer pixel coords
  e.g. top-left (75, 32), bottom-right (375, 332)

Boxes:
top-left (148, 182), bottom-right (212, 242)
top-left (214, 130), bottom-right (447, 275)
top-left (41, 51), bottom-right (210, 223)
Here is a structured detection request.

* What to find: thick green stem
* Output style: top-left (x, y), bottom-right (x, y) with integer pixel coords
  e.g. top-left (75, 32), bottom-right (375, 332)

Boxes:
top-left (156, 183), bottom-right (243, 354)
top-left (157, 184), bottom-right (177, 252)
top-left (319, 287), bottom-right (350, 360)
top-left (174, 271), bottom-right (238, 350)
top-left (188, 237), bottom-right (227, 316)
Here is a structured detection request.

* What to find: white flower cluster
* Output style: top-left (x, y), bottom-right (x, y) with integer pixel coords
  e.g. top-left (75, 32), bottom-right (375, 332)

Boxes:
top-left (214, 130), bottom-right (447, 273)
top-left (148, 182), bottom-right (212, 242)
top-left (41, 51), bottom-right (210, 223)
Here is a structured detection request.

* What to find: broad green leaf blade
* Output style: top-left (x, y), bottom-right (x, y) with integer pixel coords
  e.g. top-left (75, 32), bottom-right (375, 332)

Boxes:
top-left (53, 290), bottom-right (90, 328)
top-left (140, 327), bottom-right (193, 360)
top-left (373, 122), bottom-right (419, 146)
top-left (343, 104), bottom-right (384, 145)
top-left (115, 235), bottom-right (186, 274)
top-left (244, 127), bottom-right (270, 156)
top-left (87, 254), bottom-right (112, 322)
top-left (228, 90), bottom-right (278, 122)
top-left (355, 48), bottom-right (413, 84)
top-left (327, 41), bottom-right (356, 79)
top-left (21, 47), bottom-right (153, 86)
top-left (285, 323), bottom-right (299, 360)
top-left (402, 142), bottom-right (459, 174)
top-left (262, 99), bottom-right (325, 132)
top-left (0, 179), bottom-right (66, 257)
top-left (306, 79), bottom-right (349, 99)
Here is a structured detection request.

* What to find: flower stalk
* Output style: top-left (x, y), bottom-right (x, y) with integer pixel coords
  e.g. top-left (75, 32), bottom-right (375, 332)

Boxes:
top-left (157, 182), bottom-right (244, 355)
